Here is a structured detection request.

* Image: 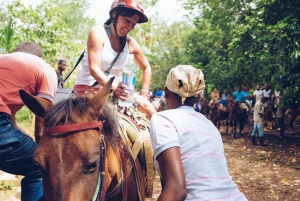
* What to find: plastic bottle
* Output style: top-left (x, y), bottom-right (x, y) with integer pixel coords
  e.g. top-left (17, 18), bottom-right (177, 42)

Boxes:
top-left (118, 54), bottom-right (136, 107)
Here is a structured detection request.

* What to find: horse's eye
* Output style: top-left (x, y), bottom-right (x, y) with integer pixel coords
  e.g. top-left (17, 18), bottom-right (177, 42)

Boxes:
top-left (84, 161), bottom-right (98, 174)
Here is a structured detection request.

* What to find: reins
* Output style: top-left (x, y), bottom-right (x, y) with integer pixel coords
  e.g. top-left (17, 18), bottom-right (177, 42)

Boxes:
top-left (44, 121), bottom-right (104, 135)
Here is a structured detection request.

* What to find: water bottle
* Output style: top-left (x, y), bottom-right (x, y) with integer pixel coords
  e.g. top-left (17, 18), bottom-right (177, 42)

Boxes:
top-left (118, 54), bottom-right (136, 107)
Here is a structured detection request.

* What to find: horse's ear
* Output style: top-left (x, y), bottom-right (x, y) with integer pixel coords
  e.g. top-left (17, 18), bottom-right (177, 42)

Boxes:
top-left (87, 77), bottom-right (114, 117)
top-left (19, 89), bottom-right (53, 118)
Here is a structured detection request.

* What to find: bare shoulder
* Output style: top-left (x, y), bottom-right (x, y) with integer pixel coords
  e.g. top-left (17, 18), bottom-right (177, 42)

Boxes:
top-left (89, 25), bottom-right (106, 38)
top-left (88, 25), bottom-right (106, 49)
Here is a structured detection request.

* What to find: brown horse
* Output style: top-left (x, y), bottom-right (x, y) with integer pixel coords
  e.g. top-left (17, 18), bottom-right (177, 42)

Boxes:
top-left (199, 99), bottom-right (210, 117)
top-left (285, 107), bottom-right (300, 131)
top-left (229, 102), bottom-right (246, 138)
top-left (210, 101), bottom-right (229, 133)
top-left (264, 99), bottom-right (277, 130)
top-left (19, 77), bottom-right (146, 201)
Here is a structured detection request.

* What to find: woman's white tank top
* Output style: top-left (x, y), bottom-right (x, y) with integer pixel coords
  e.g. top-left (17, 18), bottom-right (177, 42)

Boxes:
top-left (75, 25), bottom-right (129, 88)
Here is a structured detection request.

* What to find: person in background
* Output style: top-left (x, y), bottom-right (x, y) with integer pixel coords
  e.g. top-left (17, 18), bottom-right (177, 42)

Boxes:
top-left (73, 0), bottom-right (156, 120)
top-left (251, 97), bottom-right (267, 146)
top-left (0, 42), bottom-right (58, 201)
top-left (154, 86), bottom-right (164, 98)
top-left (56, 59), bottom-right (67, 88)
top-left (234, 85), bottom-right (249, 113)
top-left (243, 86), bottom-right (252, 111)
top-left (220, 89), bottom-right (229, 112)
top-left (209, 87), bottom-right (220, 106)
top-left (262, 84), bottom-right (272, 101)
top-left (150, 64), bottom-right (248, 201)
top-left (276, 93), bottom-right (286, 138)
top-left (159, 94), bottom-right (166, 111)
top-left (253, 85), bottom-right (263, 103)
top-left (275, 89), bottom-right (281, 105)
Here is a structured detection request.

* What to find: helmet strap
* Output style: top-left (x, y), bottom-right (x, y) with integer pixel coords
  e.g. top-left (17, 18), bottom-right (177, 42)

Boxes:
top-left (111, 12), bottom-right (127, 48)
top-left (112, 13), bottom-right (121, 38)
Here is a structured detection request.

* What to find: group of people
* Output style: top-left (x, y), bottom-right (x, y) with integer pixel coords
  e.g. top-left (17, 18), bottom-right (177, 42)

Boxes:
top-left (208, 86), bottom-right (253, 113)
top-left (205, 83), bottom-right (284, 146)
top-left (0, 0), bottom-right (248, 200)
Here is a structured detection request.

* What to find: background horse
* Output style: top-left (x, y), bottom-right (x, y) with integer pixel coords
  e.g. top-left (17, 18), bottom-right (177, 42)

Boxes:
top-left (199, 98), bottom-right (210, 117)
top-left (230, 102), bottom-right (245, 138)
top-left (20, 78), bottom-right (146, 201)
top-left (264, 98), bottom-right (277, 130)
top-left (210, 101), bottom-right (229, 133)
top-left (285, 107), bottom-right (300, 131)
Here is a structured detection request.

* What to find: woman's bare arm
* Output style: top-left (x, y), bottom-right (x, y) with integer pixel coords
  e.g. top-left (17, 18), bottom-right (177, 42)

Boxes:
top-left (87, 26), bottom-right (110, 87)
top-left (128, 36), bottom-right (151, 98)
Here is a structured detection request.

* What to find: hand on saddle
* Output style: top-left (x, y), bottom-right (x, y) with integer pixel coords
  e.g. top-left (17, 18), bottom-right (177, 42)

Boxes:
top-left (134, 94), bottom-right (157, 120)
top-left (114, 83), bottom-right (129, 101)
top-left (139, 90), bottom-right (149, 99)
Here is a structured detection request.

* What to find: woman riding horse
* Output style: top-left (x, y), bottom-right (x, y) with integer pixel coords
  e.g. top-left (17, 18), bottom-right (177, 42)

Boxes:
top-left (73, 0), bottom-right (156, 120)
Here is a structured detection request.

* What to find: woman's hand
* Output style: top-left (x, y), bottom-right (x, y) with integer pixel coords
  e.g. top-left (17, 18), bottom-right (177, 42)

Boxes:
top-left (113, 83), bottom-right (129, 101)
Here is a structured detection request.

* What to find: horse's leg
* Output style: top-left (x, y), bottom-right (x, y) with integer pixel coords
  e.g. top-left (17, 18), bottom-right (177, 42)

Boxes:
top-left (225, 118), bottom-right (229, 134)
top-left (240, 120), bottom-right (244, 137)
top-left (233, 120), bottom-right (237, 138)
top-left (240, 115), bottom-right (245, 137)
top-left (289, 113), bottom-right (296, 131)
top-left (230, 118), bottom-right (234, 135)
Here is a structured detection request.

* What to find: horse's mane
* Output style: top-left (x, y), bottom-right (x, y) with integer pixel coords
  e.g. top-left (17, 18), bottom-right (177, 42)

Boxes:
top-left (44, 96), bottom-right (121, 145)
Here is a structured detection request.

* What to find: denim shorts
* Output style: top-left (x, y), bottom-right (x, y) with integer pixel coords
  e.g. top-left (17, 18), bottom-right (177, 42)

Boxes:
top-left (251, 121), bottom-right (264, 137)
top-left (0, 113), bottom-right (21, 154)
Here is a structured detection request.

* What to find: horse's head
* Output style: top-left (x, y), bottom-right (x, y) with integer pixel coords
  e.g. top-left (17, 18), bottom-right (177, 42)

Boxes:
top-left (20, 77), bottom-right (120, 201)
top-left (210, 101), bottom-right (219, 112)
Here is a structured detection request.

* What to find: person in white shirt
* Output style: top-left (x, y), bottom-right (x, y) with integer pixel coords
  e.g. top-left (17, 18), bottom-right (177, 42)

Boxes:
top-left (251, 97), bottom-right (267, 146)
top-left (262, 84), bottom-right (272, 100)
top-left (150, 65), bottom-right (248, 201)
top-left (253, 85), bottom-right (263, 103)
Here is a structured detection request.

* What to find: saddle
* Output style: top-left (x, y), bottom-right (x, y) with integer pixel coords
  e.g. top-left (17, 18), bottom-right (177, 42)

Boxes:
top-left (118, 106), bottom-right (154, 198)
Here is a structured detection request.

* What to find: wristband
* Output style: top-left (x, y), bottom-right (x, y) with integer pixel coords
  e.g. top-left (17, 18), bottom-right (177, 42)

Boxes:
top-left (141, 88), bottom-right (149, 93)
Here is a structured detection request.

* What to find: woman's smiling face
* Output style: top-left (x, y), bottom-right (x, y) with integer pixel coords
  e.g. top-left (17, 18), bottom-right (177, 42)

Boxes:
top-left (115, 13), bottom-right (140, 37)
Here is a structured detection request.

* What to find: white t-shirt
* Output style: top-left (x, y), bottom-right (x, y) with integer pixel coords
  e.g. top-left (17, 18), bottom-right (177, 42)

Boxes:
top-left (150, 106), bottom-right (248, 201)
top-left (253, 90), bottom-right (263, 102)
top-left (253, 100), bottom-right (265, 123)
top-left (262, 89), bottom-right (272, 98)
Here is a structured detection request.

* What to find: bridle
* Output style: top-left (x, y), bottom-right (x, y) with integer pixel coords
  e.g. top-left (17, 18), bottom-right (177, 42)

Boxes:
top-left (43, 121), bottom-right (128, 201)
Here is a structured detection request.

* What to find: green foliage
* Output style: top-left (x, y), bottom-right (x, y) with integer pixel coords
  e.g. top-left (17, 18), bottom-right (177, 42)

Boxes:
top-left (131, 17), bottom-right (192, 90)
top-left (15, 106), bottom-right (32, 122)
top-left (0, 0), bottom-right (94, 66)
top-left (0, 0), bottom-right (298, 110)
top-left (180, 0), bottom-right (300, 108)
top-left (0, 17), bottom-right (15, 53)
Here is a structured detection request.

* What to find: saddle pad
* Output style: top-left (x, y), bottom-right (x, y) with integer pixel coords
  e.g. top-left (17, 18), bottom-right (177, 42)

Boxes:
top-left (119, 114), bottom-right (154, 198)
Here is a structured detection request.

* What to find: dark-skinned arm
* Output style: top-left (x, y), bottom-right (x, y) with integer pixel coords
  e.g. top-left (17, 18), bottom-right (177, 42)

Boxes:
top-left (157, 147), bottom-right (187, 201)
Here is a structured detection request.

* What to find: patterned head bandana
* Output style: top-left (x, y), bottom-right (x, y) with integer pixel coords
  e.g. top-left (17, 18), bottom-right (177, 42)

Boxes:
top-left (165, 65), bottom-right (206, 104)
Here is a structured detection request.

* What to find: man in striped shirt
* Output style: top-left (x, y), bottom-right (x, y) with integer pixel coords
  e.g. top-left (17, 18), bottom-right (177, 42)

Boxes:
top-left (150, 65), bottom-right (248, 201)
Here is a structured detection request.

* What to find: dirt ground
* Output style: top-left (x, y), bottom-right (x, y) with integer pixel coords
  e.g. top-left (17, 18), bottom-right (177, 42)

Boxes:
top-left (146, 122), bottom-right (300, 201)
